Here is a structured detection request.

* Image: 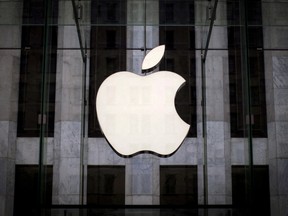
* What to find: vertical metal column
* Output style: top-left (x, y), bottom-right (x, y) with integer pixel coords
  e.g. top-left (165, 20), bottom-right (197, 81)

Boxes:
top-left (201, 0), bottom-right (218, 206)
top-left (240, 0), bottom-right (254, 212)
top-left (38, 0), bottom-right (52, 213)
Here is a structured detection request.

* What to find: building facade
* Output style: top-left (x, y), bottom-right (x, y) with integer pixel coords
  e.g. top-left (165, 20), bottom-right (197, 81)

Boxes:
top-left (0, 0), bottom-right (287, 216)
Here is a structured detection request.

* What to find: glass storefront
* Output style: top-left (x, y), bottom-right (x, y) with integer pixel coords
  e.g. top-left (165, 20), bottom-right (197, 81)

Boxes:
top-left (0, 0), bottom-right (287, 216)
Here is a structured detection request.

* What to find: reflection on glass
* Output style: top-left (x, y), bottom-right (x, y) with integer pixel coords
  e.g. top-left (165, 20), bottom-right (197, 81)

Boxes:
top-left (17, 0), bottom-right (57, 137)
top-left (227, 0), bottom-right (267, 137)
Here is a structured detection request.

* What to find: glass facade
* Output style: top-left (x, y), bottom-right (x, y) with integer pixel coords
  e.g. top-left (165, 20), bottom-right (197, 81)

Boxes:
top-left (0, 0), bottom-right (288, 216)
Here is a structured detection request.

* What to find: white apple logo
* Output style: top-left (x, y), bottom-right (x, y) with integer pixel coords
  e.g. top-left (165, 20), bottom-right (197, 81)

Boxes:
top-left (96, 45), bottom-right (190, 156)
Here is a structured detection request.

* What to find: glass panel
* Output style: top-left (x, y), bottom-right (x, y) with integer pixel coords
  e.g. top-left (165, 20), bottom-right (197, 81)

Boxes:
top-left (0, 0), bottom-right (87, 215)
top-left (1, 0), bottom-right (288, 215)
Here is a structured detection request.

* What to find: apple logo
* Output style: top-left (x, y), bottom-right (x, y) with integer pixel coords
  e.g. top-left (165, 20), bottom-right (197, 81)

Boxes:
top-left (96, 45), bottom-right (190, 156)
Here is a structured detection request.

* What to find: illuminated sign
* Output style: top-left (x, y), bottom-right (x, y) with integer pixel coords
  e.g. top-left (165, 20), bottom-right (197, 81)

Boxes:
top-left (96, 45), bottom-right (190, 156)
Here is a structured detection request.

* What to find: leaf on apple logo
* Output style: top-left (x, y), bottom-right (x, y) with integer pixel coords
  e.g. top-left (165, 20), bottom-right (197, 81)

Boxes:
top-left (142, 45), bottom-right (165, 71)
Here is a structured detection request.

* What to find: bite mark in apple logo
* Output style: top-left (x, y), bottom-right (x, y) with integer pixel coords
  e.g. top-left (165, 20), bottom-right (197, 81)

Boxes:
top-left (96, 45), bottom-right (190, 156)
